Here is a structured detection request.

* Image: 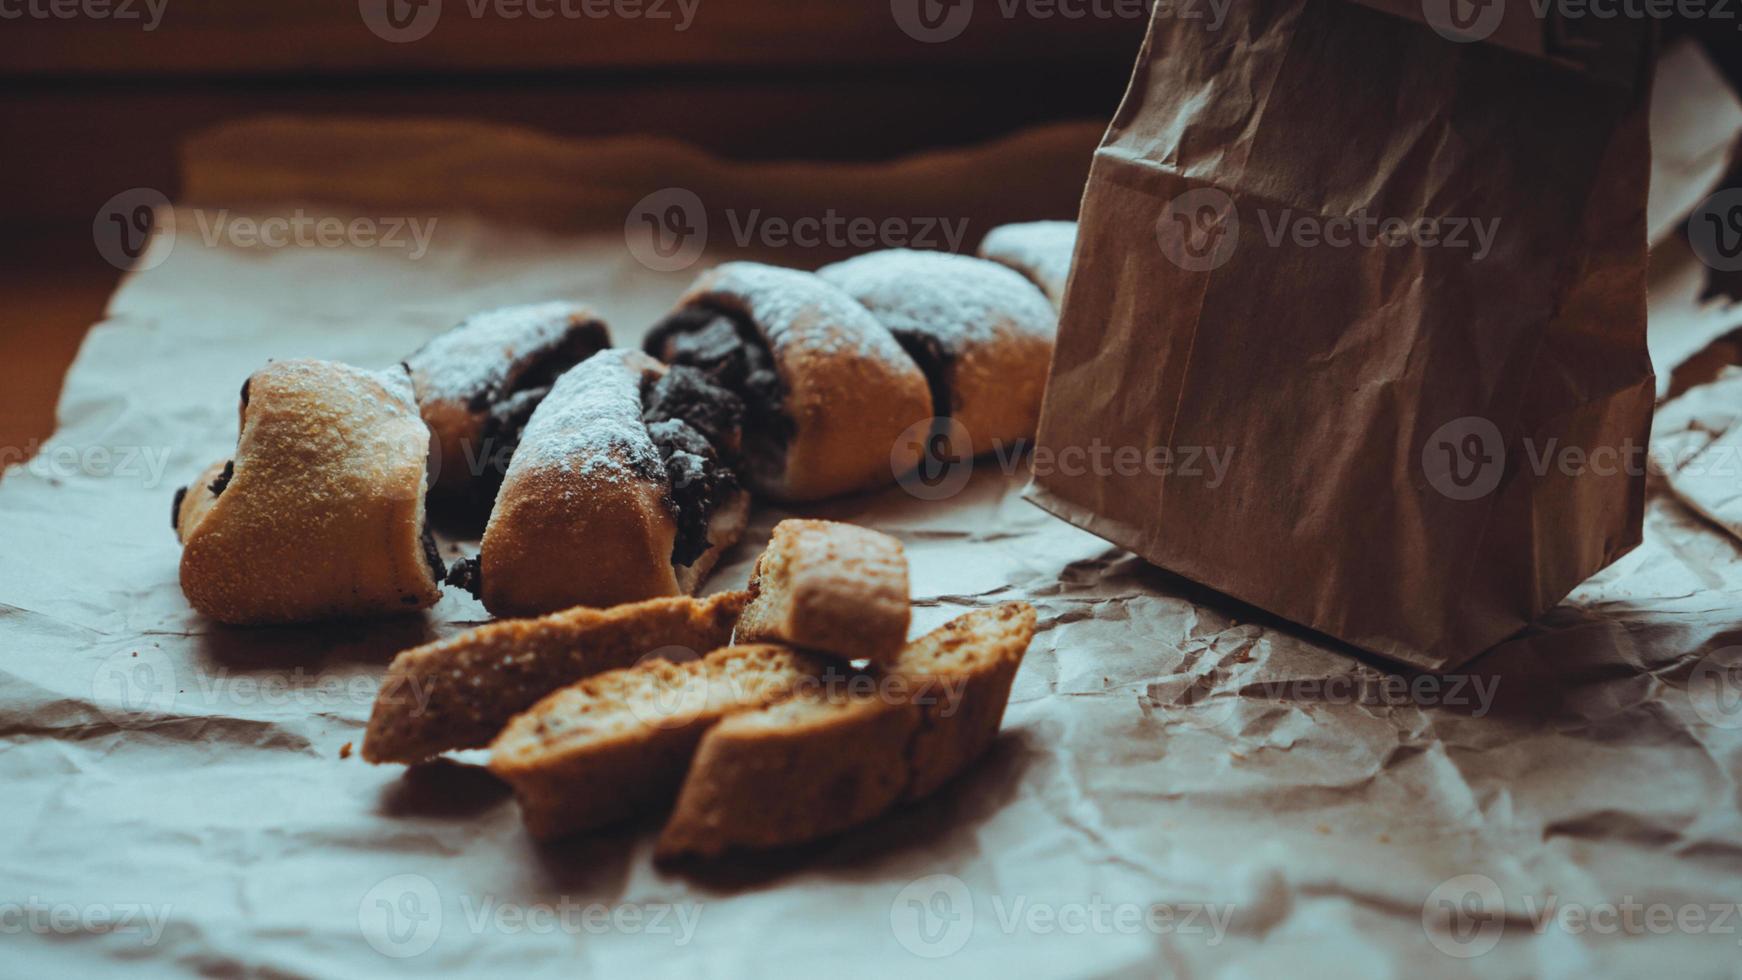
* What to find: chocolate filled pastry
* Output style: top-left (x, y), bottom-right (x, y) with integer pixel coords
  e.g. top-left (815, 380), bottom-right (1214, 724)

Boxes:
top-left (977, 220), bottom-right (1077, 310)
top-left (452, 348), bottom-right (750, 618)
top-left (818, 249), bottom-right (1056, 457)
top-left (403, 302), bottom-right (610, 511)
top-left (172, 360), bottom-right (445, 625)
top-left (644, 262), bottom-right (932, 502)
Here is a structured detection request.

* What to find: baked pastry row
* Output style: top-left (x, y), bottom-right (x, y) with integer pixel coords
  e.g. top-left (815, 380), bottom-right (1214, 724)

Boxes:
top-left (466, 253), bottom-right (1057, 617)
top-left (171, 226), bottom-right (1076, 625)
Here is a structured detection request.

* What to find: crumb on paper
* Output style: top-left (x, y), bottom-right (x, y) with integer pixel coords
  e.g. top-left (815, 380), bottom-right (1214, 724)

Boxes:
top-left (340, 742), bottom-right (353, 760)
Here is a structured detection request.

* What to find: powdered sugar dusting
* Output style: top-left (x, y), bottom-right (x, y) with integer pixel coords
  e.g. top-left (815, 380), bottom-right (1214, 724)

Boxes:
top-left (978, 221), bottom-right (1077, 306)
top-left (407, 302), bottom-right (595, 405)
top-left (817, 249), bottom-right (1055, 355)
top-left (504, 349), bottom-right (660, 484)
top-left (697, 263), bottom-right (910, 366)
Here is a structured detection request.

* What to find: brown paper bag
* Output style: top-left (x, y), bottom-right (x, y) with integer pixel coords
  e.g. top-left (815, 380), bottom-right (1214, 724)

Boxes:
top-left (1028, 0), bottom-right (1656, 671)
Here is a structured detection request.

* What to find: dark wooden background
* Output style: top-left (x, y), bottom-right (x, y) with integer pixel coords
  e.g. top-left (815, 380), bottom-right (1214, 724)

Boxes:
top-left (0, 2), bottom-right (1147, 455)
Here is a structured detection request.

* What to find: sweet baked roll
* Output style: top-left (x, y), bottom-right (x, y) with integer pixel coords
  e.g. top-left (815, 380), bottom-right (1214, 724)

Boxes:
top-left (403, 302), bottom-right (610, 512)
top-left (451, 348), bottom-right (750, 617)
top-left (644, 262), bottom-right (932, 502)
top-left (171, 360), bottom-right (445, 624)
top-left (977, 220), bottom-right (1078, 310)
top-left (818, 249), bottom-right (1056, 457)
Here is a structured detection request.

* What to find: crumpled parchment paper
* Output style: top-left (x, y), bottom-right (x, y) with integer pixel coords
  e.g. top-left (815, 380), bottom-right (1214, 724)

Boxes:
top-left (2, 99), bottom-right (1741, 979)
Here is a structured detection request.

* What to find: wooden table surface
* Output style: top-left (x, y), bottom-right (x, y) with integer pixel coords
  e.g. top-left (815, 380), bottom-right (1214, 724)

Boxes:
top-left (0, 5), bottom-right (1144, 461)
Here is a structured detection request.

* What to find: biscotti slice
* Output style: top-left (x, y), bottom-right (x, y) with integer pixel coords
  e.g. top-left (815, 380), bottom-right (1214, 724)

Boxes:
top-left (734, 519), bottom-right (910, 665)
top-left (655, 602), bottom-right (1036, 859)
top-left (362, 590), bottom-right (748, 764)
top-left (488, 644), bottom-right (834, 841)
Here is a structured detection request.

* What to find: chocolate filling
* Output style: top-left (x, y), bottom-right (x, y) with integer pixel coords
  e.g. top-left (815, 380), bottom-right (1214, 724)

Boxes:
top-left (420, 523), bottom-right (447, 584)
top-left (644, 307), bottom-right (792, 484)
top-left (467, 329), bottom-right (606, 493)
top-left (460, 323), bottom-right (609, 416)
top-left (891, 330), bottom-right (955, 421)
top-left (170, 485), bottom-right (187, 533)
top-left (416, 320), bottom-right (609, 508)
top-left (208, 460), bottom-right (234, 497)
top-left (640, 366), bottom-right (743, 568)
top-left (446, 555), bottom-right (482, 598)
top-left (472, 384), bottom-right (548, 498)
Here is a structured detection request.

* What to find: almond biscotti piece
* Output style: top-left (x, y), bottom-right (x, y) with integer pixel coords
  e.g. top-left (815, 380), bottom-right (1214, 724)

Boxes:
top-left (488, 644), bottom-right (836, 841)
top-left (362, 590), bottom-right (747, 764)
top-left (734, 519), bottom-right (910, 665)
top-left (655, 602), bottom-right (1036, 859)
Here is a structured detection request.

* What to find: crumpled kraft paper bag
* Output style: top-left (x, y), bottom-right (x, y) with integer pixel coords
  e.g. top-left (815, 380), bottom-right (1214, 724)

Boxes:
top-left (1029, 0), bottom-right (1657, 671)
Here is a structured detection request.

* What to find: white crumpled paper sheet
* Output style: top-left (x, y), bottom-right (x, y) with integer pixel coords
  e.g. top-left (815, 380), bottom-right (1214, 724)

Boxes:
top-left (3, 108), bottom-right (1742, 979)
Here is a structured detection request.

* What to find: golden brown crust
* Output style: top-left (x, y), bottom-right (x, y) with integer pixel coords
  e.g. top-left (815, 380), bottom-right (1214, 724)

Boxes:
top-left (656, 603), bottom-right (1036, 859)
top-left (818, 250), bottom-right (1056, 457)
top-left (477, 349), bottom-right (747, 617)
top-left (176, 359), bottom-right (442, 625)
top-left (362, 590), bottom-right (749, 764)
top-left (735, 519), bottom-right (910, 665)
top-left (653, 692), bottom-right (919, 858)
top-left (488, 644), bottom-right (833, 841)
top-left (404, 302), bottom-right (610, 501)
top-left (674, 263), bottom-right (932, 502)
